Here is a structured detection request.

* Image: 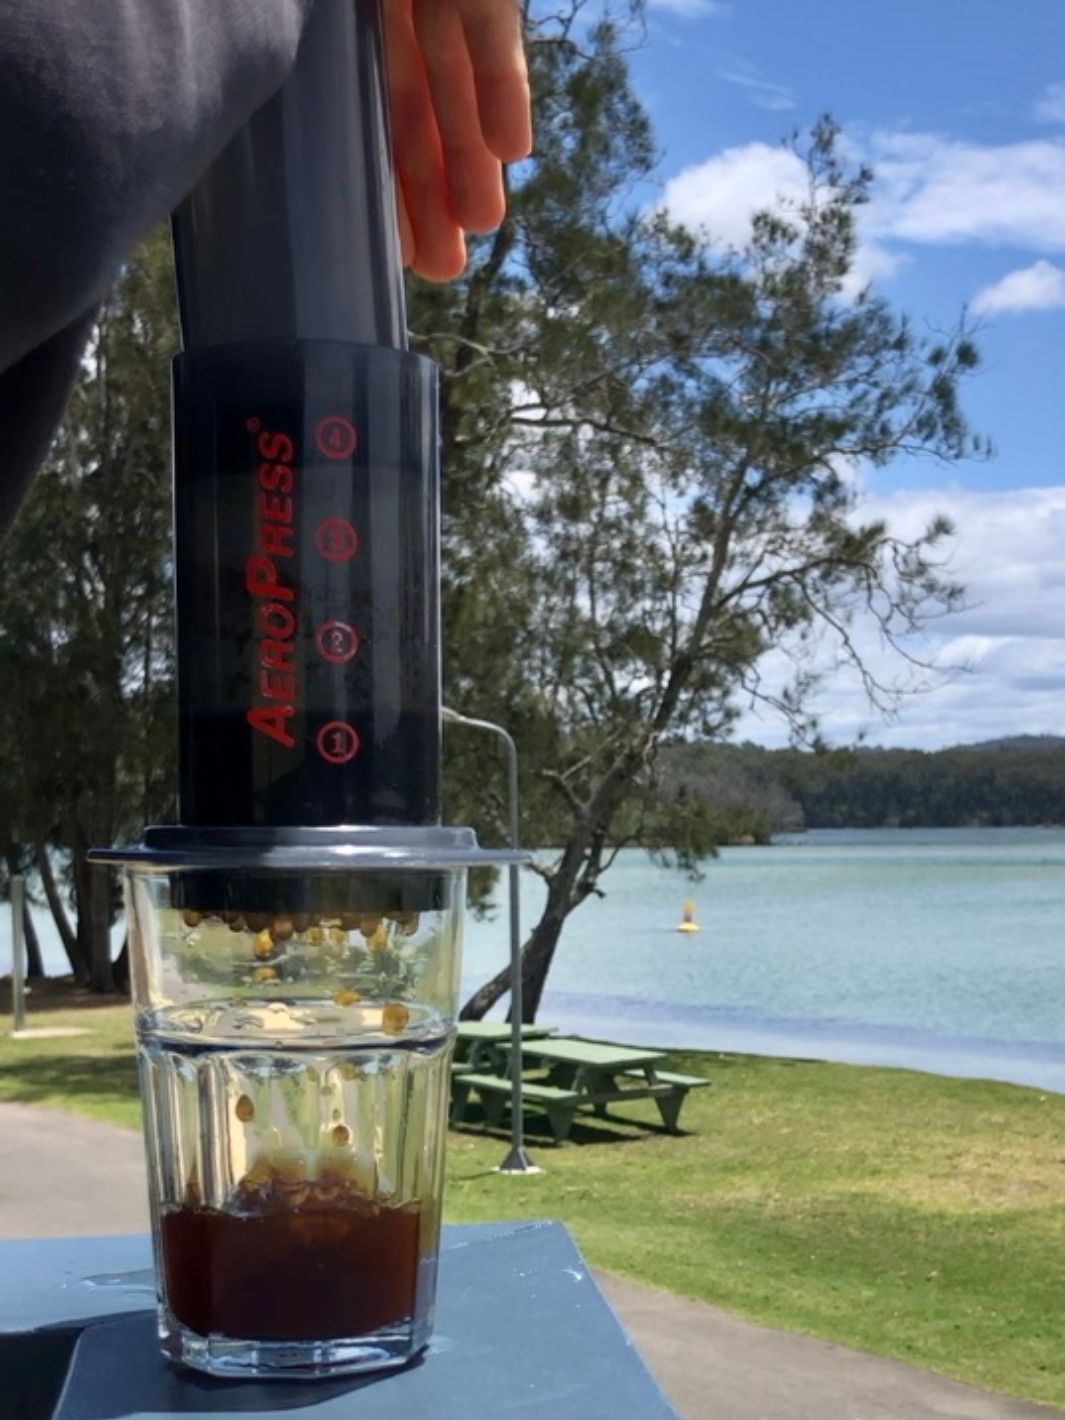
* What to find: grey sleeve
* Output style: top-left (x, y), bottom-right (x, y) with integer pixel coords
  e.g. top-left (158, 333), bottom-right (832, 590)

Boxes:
top-left (0, 0), bottom-right (315, 534)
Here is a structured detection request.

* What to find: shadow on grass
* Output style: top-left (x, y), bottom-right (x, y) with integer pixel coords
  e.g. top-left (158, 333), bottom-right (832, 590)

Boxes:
top-left (0, 1049), bottom-right (139, 1108)
top-left (0, 976), bottom-right (130, 1014)
top-left (451, 1102), bottom-right (691, 1149)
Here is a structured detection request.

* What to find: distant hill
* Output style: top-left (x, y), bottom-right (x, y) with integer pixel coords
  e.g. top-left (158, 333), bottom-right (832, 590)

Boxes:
top-left (659, 737), bottom-right (1065, 834)
top-left (954, 734), bottom-right (1065, 753)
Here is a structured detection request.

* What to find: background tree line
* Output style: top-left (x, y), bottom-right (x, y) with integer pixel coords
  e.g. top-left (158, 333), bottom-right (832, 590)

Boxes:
top-left (1, 4), bottom-right (986, 1012)
top-left (660, 736), bottom-right (1065, 835)
top-left (0, 228), bottom-right (175, 990)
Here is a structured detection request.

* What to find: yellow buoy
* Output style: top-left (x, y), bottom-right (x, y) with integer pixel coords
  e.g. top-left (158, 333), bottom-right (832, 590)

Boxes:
top-left (677, 899), bottom-right (700, 933)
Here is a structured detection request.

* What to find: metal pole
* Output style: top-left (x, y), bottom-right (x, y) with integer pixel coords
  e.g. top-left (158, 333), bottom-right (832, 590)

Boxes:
top-left (442, 708), bottom-right (540, 1174)
top-left (11, 876), bottom-right (26, 1033)
top-left (498, 729), bottom-right (538, 1174)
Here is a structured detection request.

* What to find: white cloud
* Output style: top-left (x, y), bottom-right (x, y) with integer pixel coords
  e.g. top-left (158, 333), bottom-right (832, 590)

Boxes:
top-left (719, 67), bottom-right (796, 112)
top-left (649, 0), bottom-right (723, 15)
top-left (661, 141), bottom-right (901, 291)
top-left (867, 131), bottom-right (1065, 251)
top-left (839, 240), bottom-right (907, 299)
top-left (972, 259), bottom-right (1065, 315)
top-left (863, 485), bottom-right (1065, 638)
top-left (1034, 83), bottom-right (1065, 124)
top-left (662, 141), bottom-right (807, 247)
top-left (662, 129), bottom-right (1065, 298)
top-left (733, 486), bottom-right (1065, 749)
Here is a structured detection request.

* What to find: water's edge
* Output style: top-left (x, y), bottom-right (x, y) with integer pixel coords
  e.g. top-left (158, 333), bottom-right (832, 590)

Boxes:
top-left (520, 989), bottom-right (1065, 1094)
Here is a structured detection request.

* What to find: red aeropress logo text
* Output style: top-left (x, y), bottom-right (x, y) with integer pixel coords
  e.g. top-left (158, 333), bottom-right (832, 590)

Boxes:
top-left (244, 420), bottom-right (299, 749)
top-left (244, 413), bottom-right (363, 766)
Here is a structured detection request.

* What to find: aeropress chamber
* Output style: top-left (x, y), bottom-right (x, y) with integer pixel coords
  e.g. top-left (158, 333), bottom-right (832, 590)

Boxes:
top-left (92, 0), bottom-right (519, 1380)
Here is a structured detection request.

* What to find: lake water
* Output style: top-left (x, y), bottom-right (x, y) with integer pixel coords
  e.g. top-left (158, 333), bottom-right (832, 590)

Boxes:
top-left (5, 828), bottom-right (1065, 1092)
top-left (463, 827), bottom-right (1065, 1092)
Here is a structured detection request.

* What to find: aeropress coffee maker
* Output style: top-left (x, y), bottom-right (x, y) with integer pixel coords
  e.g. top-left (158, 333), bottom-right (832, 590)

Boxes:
top-left (92, 0), bottom-right (518, 1380)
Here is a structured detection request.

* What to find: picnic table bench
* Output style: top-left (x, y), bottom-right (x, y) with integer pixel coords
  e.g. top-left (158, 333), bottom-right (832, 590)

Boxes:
top-left (451, 1037), bottom-right (710, 1143)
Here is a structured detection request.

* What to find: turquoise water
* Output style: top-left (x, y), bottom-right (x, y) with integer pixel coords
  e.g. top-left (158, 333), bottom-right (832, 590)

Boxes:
top-left (6, 828), bottom-right (1065, 1089)
top-left (460, 828), bottom-right (1065, 1091)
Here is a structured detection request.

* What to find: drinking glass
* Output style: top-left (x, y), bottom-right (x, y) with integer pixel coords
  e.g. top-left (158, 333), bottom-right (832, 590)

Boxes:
top-left (123, 861), bottom-right (463, 1379)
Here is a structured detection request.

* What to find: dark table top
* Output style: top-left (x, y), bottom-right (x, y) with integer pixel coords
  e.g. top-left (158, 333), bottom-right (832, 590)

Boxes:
top-left (0, 1222), bottom-right (677, 1420)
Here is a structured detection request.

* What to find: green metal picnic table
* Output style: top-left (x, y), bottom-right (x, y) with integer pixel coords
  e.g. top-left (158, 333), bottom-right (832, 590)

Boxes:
top-left (451, 1036), bottom-right (711, 1142)
top-left (509, 1037), bottom-right (667, 1090)
top-left (454, 1021), bottom-right (556, 1073)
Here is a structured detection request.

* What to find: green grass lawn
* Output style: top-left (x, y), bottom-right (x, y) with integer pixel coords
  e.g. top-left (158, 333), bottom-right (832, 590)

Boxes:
top-left (0, 1001), bottom-right (142, 1128)
top-left (2, 1005), bottom-right (1064, 1407)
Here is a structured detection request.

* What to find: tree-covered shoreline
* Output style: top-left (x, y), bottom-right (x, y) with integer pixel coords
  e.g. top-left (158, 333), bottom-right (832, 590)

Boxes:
top-left (659, 735), bottom-right (1065, 839)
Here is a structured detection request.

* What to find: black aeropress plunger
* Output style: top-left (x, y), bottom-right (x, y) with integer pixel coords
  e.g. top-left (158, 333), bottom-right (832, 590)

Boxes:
top-left (173, 0), bottom-right (435, 833)
top-left (93, 0), bottom-right (514, 897)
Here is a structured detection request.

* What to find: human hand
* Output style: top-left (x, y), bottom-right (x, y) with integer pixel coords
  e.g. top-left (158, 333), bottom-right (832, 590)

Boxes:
top-left (384, 0), bottom-right (532, 281)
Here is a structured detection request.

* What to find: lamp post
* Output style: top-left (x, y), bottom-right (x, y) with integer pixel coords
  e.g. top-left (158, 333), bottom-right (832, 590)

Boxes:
top-left (442, 707), bottom-right (540, 1174)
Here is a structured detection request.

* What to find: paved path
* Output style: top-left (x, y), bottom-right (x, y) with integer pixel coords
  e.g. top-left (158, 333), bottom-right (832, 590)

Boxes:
top-left (0, 1102), bottom-right (1060, 1420)
top-left (598, 1273), bottom-right (1064, 1420)
top-left (0, 1102), bottom-right (149, 1238)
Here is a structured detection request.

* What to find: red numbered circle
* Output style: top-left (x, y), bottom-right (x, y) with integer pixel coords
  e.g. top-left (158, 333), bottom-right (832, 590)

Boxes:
top-left (316, 720), bottom-right (360, 765)
top-left (315, 620), bottom-right (360, 664)
top-left (314, 517), bottom-right (360, 563)
top-left (315, 415), bottom-right (358, 460)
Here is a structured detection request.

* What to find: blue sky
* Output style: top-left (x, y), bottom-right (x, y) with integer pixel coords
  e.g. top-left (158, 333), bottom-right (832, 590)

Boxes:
top-left (616, 0), bottom-right (1065, 746)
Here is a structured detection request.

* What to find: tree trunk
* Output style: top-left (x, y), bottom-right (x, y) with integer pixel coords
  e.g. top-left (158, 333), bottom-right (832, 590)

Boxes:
top-left (112, 933), bottom-right (131, 994)
top-left (3, 850), bottom-right (45, 979)
top-left (460, 946), bottom-right (523, 1021)
top-left (22, 903), bottom-right (44, 979)
top-left (71, 849), bottom-right (115, 993)
top-left (460, 871), bottom-right (576, 1022)
top-left (36, 845), bottom-right (87, 983)
top-left (85, 861), bottom-right (115, 994)
top-left (75, 883), bottom-right (92, 978)
top-left (514, 908), bottom-right (570, 1022)
top-left (460, 748), bottom-right (645, 1023)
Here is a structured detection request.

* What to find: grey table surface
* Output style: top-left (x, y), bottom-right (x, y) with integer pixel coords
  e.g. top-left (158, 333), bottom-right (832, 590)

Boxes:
top-left (0, 1220), bottom-right (678, 1420)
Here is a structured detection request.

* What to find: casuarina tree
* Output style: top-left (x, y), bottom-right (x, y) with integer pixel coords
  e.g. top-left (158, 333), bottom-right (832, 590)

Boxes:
top-left (409, 13), bottom-right (985, 1020)
top-left (0, 229), bottom-right (176, 990)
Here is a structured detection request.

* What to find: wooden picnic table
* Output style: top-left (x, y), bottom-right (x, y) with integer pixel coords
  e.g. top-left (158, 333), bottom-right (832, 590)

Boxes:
top-left (450, 1036), bottom-right (711, 1142)
top-left (454, 1021), bottom-right (555, 1072)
